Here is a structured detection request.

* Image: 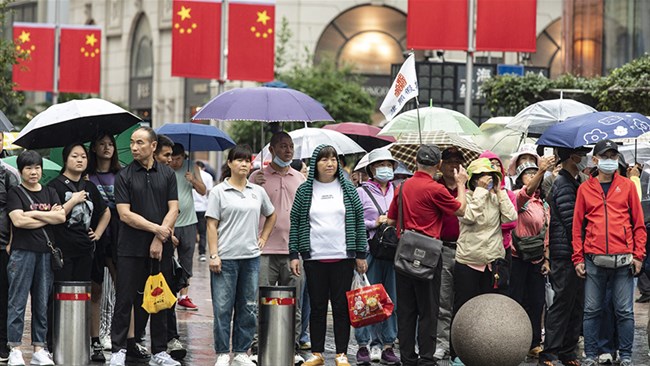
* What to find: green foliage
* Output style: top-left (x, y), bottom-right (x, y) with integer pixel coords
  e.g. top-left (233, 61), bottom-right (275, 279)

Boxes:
top-left (481, 73), bottom-right (550, 116)
top-left (593, 55), bottom-right (650, 115)
top-left (0, 0), bottom-right (27, 129)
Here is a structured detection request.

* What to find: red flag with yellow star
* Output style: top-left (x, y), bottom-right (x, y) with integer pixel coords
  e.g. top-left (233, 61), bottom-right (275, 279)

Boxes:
top-left (12, 22), bottom-right (55, 92)
top-left (59, 25), bottom-right (102, 94)
top-left (228, 0), bottom-right (275, 82)
top-left (172, 0), bottom-right (221, 79)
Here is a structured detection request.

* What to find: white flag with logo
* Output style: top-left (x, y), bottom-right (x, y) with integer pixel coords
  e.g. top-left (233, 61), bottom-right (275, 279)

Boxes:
top-left (380, 54), bottom-right (419, 121)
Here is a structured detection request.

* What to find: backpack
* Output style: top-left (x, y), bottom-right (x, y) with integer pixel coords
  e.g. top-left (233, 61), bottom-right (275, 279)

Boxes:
top-left (361, 186), bottom-right (398, 261)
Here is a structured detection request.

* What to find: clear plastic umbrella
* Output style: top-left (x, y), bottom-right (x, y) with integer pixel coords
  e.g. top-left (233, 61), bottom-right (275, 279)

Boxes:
top-left (506, 99), bottom-right (597, 137)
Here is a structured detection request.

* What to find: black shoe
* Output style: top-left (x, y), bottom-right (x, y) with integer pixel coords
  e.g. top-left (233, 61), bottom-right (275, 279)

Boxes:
top-left (126, 343), bottom-right (151, 363)
top-left (91, 341), bottom-right (106, 362)
top-left (636, 293), bottom-right (650, 303)
top-left (0, 346), bottom-right (8, 362)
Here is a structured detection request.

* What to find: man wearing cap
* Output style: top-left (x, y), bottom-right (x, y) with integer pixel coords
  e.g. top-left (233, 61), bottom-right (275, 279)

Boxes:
top-left (571, 139), bottom-right (646, 366)
top-left (386, 144), bottom-right (468, 366)
top-left (538, 146), bottom-right (589, 366)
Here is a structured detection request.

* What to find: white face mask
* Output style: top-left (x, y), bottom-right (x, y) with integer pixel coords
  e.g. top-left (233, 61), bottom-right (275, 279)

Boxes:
top-left (575, 156), bottom-right (589, 172)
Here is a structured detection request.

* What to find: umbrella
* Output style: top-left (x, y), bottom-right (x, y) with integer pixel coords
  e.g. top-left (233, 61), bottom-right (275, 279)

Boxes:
top-left (2, 156), bottom-right (61, 185)
top-left (322, 122), bottom-right (395, 151)
top-left (192, 87), bottom-right (334, 123)
top-left (15, 98), bottom-right (142, 149)
top-left (378, 106), bottom-right (482, 137)
top-left (473, 117), bottom-right (537, 159)
top-left (537, 112), bottom-right (650, 148)
top-left (389, 131), bottom-right (484, 172)
top-left (2, 132), bottom-right (21, 151)
top-left (252, 127), bottom-right (366, 165)
top-left (156, 123), bottom-right (235, 152)
top-left (0, 110), bottom-right (14, 132)
top-left (506, 99), bottom-right (597, 137)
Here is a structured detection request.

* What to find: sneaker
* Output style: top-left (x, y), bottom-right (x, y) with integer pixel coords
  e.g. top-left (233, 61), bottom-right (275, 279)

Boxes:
top-left (433, 348), bottom-right (447, 361)
top-left (335, 353), bottom-right (351, 366)
top-left (620, 359), bottom-right (632, 366)
top-left (7, 349), bottom-right (24, 366)
top-left (149, 351), bottom-right (181, 366)
top-left (294, 353), bottom-right (305, 365)
top-left (598, 353), bottom-right (613, 364)
top-left (537, 361), bottom-right (555, 366)
top-left (29, 349), bottom-right (53, 365)
top-left (166, 338), bottom-right (187, 360)
top-left (232, 353), bottom-right (256, 366)
top-left (356, 347), bottom-right (371, 366)
top-left (177, 297), bottom-right (199, 311)
top-left (92, 341), bottom-right (106, 362)
top-left (528, 346), bottom-right (543, 358)
top-left (127, 343), bottom-right (151, 363)
top-left (109, 349), bottom-right (127, 366)
top-left (303, 353), bottom-right (325, 366)
top-left (450, 357), bottom-right (465, 366)
top-left (299, 342), bottom-right (311, 350)
top-left (581, 358), bottom-right (597, 366)
top-left (370, 346), bottom-right (381, 362)
top-left (101, 336), bottom-right (112, 350)
top-left (559, 360), bottom-right (579, 366)
top-left (199, 254), bottom-right (207, 262)
top-left (214, 353), bottom-right (230, 366)
top-left (380, 348), bottom-right (400, 365)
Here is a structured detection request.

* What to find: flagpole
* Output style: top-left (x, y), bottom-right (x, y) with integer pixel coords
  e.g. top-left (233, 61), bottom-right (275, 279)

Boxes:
top-left (52, 0), bottom-right (60, 105)
top-left (463, 0), bottom-right (476, 118)
top-left (212, 0), bottom-right (229, 180)
top-left (415, 97), bottom-right (422, 145)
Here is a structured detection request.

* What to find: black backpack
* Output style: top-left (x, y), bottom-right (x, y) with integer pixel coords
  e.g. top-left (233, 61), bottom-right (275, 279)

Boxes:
top-left (361, 186), bottom-right (398, 261)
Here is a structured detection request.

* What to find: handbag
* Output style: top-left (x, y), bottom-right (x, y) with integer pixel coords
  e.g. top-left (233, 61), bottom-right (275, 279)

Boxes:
top-left (17, 186), bottom-right (64, 271)
top-left (393, 182), bottom-right (443, 280)
top-left (171, 256), bottom-right (190, 293)
top-left (142, 261), bottom-right (177, 314)
top-left (346, 272), bottom-right (394, 328)
top-left (361, 186), bottom-right (398, 261)
top-left (490, 257), bottom-right (509, 290)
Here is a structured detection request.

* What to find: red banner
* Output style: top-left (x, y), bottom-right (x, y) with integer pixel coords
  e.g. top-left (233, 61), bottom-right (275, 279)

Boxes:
top-left (171, 0), bottom-right (221, 79)
top-left (59, 26), bottom-right (101, 94)
top-left (476, 0), bottom-right (537, 52)
top-left (12, 23), bottom-right (55, 92)
top-left (406, 0), bottom-right (468, 51)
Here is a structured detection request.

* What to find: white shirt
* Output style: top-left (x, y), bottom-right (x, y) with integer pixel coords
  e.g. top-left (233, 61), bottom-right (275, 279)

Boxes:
top-left (192, 169), bottom-right (213, 212)
top-left (309, 179), bottom-right (347, 260)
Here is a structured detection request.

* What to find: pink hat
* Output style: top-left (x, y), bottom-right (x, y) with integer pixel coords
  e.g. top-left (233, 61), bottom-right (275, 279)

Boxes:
top-left (507, 144), bottom-right (540, 176)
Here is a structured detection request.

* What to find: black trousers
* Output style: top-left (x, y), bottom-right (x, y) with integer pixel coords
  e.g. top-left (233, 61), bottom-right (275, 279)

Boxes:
top-left (396, 257), bottom-right (442, 366)
top-left (112, 256), bottom-right (173, 354)
top-left (539, 258), bottom-right (584, 363)
top-left (508, 257), bottom-right (545, 348)
top-left (0, 249), bottom-right (8, 352)
top-left (637, 272), bottom-right (650, 295)
top-left (303, 259), bottom-right (354, 354)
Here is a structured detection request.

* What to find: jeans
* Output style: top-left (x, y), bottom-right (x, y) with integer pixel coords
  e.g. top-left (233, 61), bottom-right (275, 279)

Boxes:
top-left (583, 256), bottom-right (635, 360)
top-left (597, 286), bottom-right (618, 355)
top-left (211, 257), bottom-right (260, 354)
top-left (354, 254), bottom-right (397, 347)
top-left (7, 250), bottom-right (53, 347)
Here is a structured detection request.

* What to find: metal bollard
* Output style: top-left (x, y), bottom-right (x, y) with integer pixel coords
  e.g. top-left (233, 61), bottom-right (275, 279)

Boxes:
top-left (259, 286), bottom-right (296, 366)
top-left (53, 281), bottom-right (91, 365)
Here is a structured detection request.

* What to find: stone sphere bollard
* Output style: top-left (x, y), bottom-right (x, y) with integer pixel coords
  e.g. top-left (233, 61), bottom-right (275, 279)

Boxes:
top-left (451, 293), bottom-right (532, 366)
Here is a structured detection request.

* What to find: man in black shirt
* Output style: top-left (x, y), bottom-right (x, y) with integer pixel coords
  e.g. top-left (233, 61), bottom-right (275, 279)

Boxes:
top-left (109, 127), bottom-right (179, 366)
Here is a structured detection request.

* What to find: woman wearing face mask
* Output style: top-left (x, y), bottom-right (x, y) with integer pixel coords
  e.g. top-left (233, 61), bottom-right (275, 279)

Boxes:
top-left (353, 149), bottom-right (400, 366)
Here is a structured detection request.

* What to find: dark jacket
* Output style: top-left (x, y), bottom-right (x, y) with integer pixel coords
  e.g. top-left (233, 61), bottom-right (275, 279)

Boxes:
top-left (547, 169), bottom-right (583, 260)
top-left (0, 163), bottom-right (19, 248)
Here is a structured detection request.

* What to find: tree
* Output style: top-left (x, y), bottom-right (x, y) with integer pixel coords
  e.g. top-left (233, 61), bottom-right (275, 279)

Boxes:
top-left (594, 55), bottom-right (650, 115)
top-left (0, 0), bottom-right (28, 129)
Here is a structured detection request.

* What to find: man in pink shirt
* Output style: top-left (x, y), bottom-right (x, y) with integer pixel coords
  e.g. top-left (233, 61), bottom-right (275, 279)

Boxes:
top-left (249, 132), bottom-right (306, 363)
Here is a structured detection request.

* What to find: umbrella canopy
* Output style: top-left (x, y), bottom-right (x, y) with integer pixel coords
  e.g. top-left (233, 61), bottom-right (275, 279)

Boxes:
top-left (2, 156), bottom-right (61, 185)
top-left (378, 107), bottom-right (481, 137)
top-left (389, 131), bottom-right (484, 172)
top-left (192, 87), bottom-right (334, 123)
top-left (0, 110), bottom-right (14, 132)
top-left (252, 128), bottom-right (366, 165)
top-left (322, 122), bottom-right (395, 151)
top-left (537, 112), bottom-right (650, 148)
top-left (156, 123), bottom-right (235, 152)
top-left (506, 99), bottom-right (597, 137)
top-left (15, 98), bottom-right (142, 149)
top-left (2, 132), bottom-right (21, 151)
top-left (473, 117), bottom-right (537, 159)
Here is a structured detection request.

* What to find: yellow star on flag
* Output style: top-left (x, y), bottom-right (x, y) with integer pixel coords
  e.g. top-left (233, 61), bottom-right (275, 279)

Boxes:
top-left (85, 33), bottom-right (98, 47)
top-left (256, 10), bottom-right (271, 25)
top-left (18, 31), bottom-right (30, 43)
top-left (177, 6), bottom-right (192, 21)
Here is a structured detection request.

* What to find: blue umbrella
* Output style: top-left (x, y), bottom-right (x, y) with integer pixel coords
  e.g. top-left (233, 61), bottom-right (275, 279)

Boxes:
top-left (537, 112), bottom-right (650, 148)
top-left (156, 123), bottom-right (235, 152)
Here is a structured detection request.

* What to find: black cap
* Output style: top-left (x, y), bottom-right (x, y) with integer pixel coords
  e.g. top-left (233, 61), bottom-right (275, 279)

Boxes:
top-left (416, 144), bottom-right (441, 166)
top-left (441, 147), bottom-right (464, 161)
top-left (592, 139), bottom-right (619, 156)
top-left (557, 146), bottom-right (591, 162)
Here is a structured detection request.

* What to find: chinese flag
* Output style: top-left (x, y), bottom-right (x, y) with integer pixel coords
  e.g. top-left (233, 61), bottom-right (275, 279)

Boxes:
top-left (171, 0), bottom-right (221, 79)
top-left (59, 25), bottom-right (102, 94)
top-left (12, 23), bottom-right (55, 92)
top-left (227, 0), bottom-right (275, 82)
top-left (406, 0), bottom-right (468, 51)
top-left (476, 0), bottom-right (537, 52)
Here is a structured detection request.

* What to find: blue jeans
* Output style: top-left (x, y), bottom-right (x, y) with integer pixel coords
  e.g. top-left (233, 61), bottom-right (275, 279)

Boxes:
top-left (583, 257), bottom-right (634, 360)
top-left (354, 254), bottom-right (398, 347)
top-left (7, 250), bottom-right (53, 347)
top-left (299, 279), bottom-right (310, 344)
top-left (211, 257), bottom-right (260, 354)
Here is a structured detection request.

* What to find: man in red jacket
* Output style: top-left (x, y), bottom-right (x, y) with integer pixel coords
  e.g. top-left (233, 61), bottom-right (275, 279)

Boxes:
top-left (572, 139), bottom-right (646, 366)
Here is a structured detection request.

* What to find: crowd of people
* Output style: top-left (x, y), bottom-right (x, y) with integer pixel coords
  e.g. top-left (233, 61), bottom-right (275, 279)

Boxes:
top-left (0, 126), bottom-right (648, 366)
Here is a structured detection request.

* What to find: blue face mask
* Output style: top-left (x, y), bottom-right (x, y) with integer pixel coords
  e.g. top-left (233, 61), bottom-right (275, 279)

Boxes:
top-left (486, 181), bottom-right (494, 191)
top-left (374, 166), bottom-right (394, 182)
top-left (273, 155), bottom-right (292, 168)
top-left (597, 158), bottom-right (618, 174)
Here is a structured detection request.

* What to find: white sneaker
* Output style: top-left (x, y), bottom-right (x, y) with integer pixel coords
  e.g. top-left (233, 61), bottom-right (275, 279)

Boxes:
top-left (8, 349), bottom-right (25, 366)
top-left (101, 335), bottom-right (112, 350)
top-left (110, 349), bottom-right (127, 366)
top-left (29, 349), bottom-right (53, 366)
top-left (598, 353), bottom-right (613, 364)
top-left (214, 353), bottom-right (231, 366)
top-left (370, 346), bottom-right (381, 362)
top-left (149, 351), bottom-right (181, 366)
top-left (294, 353), bottom-right (305, 365)
top-left (232, 353), bottom-right (256, 366)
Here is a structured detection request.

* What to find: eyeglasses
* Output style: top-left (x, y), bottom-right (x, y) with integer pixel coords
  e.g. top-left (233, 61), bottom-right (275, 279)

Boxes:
top-left (521, 170), bottom-right (537, 177)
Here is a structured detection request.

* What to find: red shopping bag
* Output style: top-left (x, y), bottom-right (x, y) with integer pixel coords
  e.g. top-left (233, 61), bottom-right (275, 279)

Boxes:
top-left (346, 272), bottom-right (394, 328)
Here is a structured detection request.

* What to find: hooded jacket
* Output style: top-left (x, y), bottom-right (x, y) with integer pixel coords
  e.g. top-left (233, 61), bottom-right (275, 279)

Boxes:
top-left (288, 145), bottom-right (367, 260)
top-left (479, 150), bottom-right (517, 249)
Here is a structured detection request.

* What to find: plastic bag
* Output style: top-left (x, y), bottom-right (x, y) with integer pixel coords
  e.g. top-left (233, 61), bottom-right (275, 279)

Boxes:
top-left (346, 272), bottom-right (394, 328)
top-left (142, 272), bottom-right (177, 314)
top-left (545, 275), bottom-right (555, 308)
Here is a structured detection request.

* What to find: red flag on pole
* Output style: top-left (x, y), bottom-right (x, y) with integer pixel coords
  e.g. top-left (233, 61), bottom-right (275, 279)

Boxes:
top-left (171, 0), bottom-right (221, 79)
top-left (476, 0), bottom-right (537, 52)
top-left (12, 23), bottom-right (55, 92)
top-left (406, 0), bottom-right (468, 51)
top-left (227, 0), bottom-right (275, 82)
top-left (59, 25), bottom-right (102, 94)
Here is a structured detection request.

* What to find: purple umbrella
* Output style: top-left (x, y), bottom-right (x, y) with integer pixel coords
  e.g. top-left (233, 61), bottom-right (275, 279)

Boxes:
top-left (192, 87), bottom-right (334, 123)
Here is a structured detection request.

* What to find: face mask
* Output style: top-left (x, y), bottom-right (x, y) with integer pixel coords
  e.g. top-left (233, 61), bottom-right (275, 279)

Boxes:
top-left (486, 182), bottom-right (494, 191)
top-left (273, 155), bottom-right (292, 168)
top-left (575, 156), bottom-right (589, 172)
top-left (374, 167), bottom-right (394, 182)
top-left (597, 158), bottom-right (618, 174)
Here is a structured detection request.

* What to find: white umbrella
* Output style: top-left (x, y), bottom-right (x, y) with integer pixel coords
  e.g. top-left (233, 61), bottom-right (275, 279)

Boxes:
top-left (378, 106), bottom-right (482, 137)
top-left (505, 99), bottom-right (596, 137)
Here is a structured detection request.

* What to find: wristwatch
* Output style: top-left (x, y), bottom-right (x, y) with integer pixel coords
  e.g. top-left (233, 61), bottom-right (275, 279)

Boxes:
top-left (210, 254), bottom-right (218, 259)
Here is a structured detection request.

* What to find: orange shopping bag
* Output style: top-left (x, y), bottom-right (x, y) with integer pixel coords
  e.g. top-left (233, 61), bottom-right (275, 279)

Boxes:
top-left (346, 272), bottom-right (394, 328)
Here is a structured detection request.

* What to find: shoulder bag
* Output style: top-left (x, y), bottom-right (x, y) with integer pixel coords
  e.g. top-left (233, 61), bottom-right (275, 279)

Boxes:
top-left (361, 186), bottom-right (398, 261)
